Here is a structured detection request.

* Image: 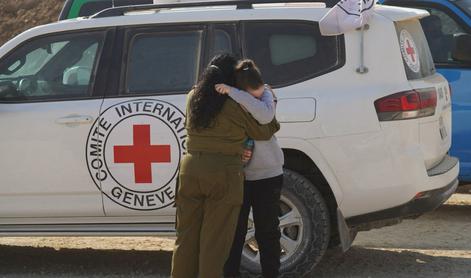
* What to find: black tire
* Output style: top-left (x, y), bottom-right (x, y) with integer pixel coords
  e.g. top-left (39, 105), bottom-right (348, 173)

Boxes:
top-left (240, 169), bottom-right (331, 277)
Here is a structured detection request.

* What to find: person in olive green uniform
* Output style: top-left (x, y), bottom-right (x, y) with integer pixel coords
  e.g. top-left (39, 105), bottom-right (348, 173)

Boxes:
top-left (171, 54), bottom-right (280, 278)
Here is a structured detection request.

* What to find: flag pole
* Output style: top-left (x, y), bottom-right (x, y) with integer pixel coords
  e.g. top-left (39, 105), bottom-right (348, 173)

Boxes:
top-left (356, 24), bottom-right (369, 74)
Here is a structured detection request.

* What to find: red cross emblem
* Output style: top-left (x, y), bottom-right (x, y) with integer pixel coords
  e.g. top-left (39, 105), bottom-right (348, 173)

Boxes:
top-left (114, 124), bottom-right (171, 184)
top-left (405, 39), bottom-right (416, 63)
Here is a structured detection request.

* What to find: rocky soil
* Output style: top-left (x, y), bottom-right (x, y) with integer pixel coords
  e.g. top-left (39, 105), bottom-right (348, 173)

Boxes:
top-left (0, 0), bottom-right (64, 47)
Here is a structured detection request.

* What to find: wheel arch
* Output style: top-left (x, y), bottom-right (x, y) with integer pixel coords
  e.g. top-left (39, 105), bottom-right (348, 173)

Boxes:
top-left (279, 138), bottom-right (343, 205)
top-left (279, 138), bottom-right (343, 246)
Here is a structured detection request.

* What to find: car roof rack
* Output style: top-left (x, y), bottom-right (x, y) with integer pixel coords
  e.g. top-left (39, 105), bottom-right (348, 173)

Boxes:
top-left (59, 0), bottom-right (155, 21)
top-left (90, 0), bottom-right (337, 19)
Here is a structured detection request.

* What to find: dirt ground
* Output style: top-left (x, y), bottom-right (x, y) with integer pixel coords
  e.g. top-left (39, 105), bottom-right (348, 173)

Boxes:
top-left (0, 186), bottom-right (470, 277)
top-left (0, 0), bottom-right (63, 46)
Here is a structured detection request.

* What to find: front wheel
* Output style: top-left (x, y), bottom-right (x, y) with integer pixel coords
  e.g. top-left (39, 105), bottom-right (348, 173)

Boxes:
top-left (240, 169), bottom-right (331, 277)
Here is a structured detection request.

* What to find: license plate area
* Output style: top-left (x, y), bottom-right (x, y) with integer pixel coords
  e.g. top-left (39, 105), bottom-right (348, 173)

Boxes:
top-left (439, 116), bottom-right (448, 140)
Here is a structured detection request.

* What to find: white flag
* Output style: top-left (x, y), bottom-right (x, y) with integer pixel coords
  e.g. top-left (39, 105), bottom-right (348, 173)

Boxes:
top-left (319, 0), bottom-right (376, 36)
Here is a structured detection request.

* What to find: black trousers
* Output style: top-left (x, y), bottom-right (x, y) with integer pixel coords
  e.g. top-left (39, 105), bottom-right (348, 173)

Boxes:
top-left (224, 174), bottom-right (283, 278)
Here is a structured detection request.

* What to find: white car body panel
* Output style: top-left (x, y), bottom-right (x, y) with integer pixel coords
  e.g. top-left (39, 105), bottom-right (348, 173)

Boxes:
top-left (0, 100), bottom-right (105, 218)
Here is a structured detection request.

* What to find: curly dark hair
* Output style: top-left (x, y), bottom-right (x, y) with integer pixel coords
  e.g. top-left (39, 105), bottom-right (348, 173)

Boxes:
top-left (187, 53), bottom-right (238, 130)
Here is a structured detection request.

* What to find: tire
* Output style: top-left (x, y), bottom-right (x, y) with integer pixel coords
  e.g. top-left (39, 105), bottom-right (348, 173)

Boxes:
top-left (240, 169), bottom-right (331, 277)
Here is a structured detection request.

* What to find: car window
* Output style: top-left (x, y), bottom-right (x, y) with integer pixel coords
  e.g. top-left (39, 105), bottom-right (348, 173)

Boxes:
top-left (395, 19), bottom-right (436, 80)
top-left (454, 0), bottom-right (471, 18)
top-left (0, 42), bottom-right (67, 79)
top-left (212, 30), bottom-right (233, 56)
top-left (418, 7), bottom-right (469, 64)
top-left (208, 24), bottom-right (238, 59)
top-left (125, 30), bottom-right (203, 95)
top-left (243, 21), bottom-right (344, 87)
top-left (0, 32), bottom-right (105, 101)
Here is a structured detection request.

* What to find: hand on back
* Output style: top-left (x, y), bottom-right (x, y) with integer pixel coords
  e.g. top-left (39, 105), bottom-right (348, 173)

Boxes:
top-left (215, 84), bottom-right (231, 95)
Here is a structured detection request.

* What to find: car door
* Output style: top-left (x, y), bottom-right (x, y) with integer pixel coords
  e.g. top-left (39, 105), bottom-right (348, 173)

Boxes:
top-left (94, 24), bottom-right (201, 219)
top-left (0, 29), bottom-right (112, 217)
top-left (94, 23), bottom-right (240, 220)
top-left (408, 3), bottom-right (471, 180)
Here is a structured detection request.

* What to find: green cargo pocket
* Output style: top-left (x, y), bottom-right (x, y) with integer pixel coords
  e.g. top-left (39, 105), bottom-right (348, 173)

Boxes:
top-left (174, 174), bottom-right (183, 206)
top-left (174, 176), bottom-right (180, 207)
top-left (224, 165), bottom-right (244, 205)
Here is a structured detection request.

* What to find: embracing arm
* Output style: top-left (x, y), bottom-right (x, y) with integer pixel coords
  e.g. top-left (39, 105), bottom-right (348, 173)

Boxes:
top-left (228, 86), bottom-right (275, 125)
top-left (241, 109), bottom-right (280, 141)
top-left (226, 99), bottom-right (280, 141)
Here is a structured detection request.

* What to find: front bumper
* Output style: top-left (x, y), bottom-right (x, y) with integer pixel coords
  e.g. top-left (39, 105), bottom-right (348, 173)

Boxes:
top-left (346, 176), bottom-right (458, 229)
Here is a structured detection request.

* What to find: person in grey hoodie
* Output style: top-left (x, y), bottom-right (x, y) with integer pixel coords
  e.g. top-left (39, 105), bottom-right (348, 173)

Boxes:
top-left (215, 59), bottom-right (284, 278)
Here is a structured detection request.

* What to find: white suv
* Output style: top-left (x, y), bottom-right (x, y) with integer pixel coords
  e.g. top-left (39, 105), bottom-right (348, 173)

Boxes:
top-left (0, 0), bottom-right (458, 276)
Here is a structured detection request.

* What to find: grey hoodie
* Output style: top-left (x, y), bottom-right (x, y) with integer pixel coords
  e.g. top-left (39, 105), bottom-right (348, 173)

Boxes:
top-left (228, 86), bottom-right (284, 181)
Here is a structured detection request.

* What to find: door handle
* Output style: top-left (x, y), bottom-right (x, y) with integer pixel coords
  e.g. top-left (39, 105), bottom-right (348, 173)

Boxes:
top-left (56, 115), bottom-right (94, 125)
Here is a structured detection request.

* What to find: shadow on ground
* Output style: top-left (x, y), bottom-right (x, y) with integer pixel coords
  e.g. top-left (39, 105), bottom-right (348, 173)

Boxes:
top-left (0, 245), bottom-right (172, 277)
top-left (0, 244), bottom-right (470, 277)
top-left (316, 247), bottom-right (471, 278)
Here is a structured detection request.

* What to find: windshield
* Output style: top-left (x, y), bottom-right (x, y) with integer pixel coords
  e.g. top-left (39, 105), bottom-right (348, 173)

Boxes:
top-left (454, 0), bottom-right (471, 17)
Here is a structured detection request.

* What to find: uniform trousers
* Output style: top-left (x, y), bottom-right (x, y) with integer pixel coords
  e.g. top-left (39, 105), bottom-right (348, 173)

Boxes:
top-left (171, 151), bottom-right (244, 278)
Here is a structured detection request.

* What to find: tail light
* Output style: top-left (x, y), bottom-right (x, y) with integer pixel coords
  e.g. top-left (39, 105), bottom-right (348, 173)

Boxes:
top-left (375, 88), bottom-right (437, 121)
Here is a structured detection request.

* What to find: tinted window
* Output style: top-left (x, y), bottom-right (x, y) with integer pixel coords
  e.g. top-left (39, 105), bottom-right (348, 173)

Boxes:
top-left (0, 32), bottom-right (104, 101)
top-left (212, 30), bottom-right (233, 56)
top-left (126, 31), bottom-right (203, 94)
top-left (243, 21), bottom-right (344, 87)
top-left (418, 7), bottom-right (470, 64)
top-left (208, 24), bottom-right (238, 60)
top-left (395, 19), bottom-right (436, 80)
top-left (455, 0), bottom-right (471, 18)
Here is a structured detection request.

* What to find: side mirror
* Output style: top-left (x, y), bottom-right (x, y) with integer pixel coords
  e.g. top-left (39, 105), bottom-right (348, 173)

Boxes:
top-left (452, 33), bottom-right (471, 63)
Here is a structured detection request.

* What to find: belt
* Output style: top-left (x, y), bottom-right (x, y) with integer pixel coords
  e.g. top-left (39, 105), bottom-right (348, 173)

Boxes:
top-left (187, 150), bottom-right (241, 158)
